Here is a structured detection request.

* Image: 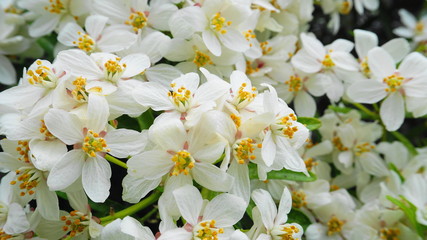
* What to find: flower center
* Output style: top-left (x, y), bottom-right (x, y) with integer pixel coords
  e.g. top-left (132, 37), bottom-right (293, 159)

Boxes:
top-left (244, 30), bottom-right (256, 46)
top-left (70, 77), bottom-right (89, 102)
top-left (380, 227), bottom-right (400, 240)
top-left (82, 130), bottom-right (109, 157)
top-left (27, 60), bottom-right (57, 88)
top-left (0, 229), bottom-right (16, 240)
top-left (332, 137), bottom-right (349, 151)
top-left (291, 190), bottom-right (307, 209)
top-left (304, 158), bottom-right (318, 171)
top-left (168, 83), bottom-right (193, 112)
top-left (72, 32), bottom-right (95, 53)
top-left (232, 82), bottom-right (257, 109)
top-left (322, 54), bottom-right (335, 69)
top-left (11, 166), bottom-right (41, 197)
top-left (233, 138), bottom-right (261, 164)
top-left (125, 11), bottom-right (148, 32)
top-left (44, 0), bottom-right (65, 14)
top-left (383, 74), bottom-right (404, 93)
top-left (104, 58), bottom-right (126, 82)
top-left (170, 150), bottom-right (195, 176)
top-left (354, 142), bottom-right (375, 156)
top-left (61, 210), bottom-right (90, 238)
top-left (245, 60), bottom-right (261, 75)
top-left (276, 113), bottom-right (298, 139)
top-left (327, 216), bottom-right (345, 236)
top-left (210, 12), bottom-right (231, 34)
top-left (193, 220), bottom-right (224, 240)
top-left (40, 120), bottom-right (55, 140)
top-left (230, 114), bottom-right (241, 128)
top-left (360, 57), bottom-right (371, 78)
top-left (4, 5), bottom-right (23, 14)
top-left (271, 224), bottom-right (301, 240)
top-left (338, 1), bottom-right (351, 14)
top-left (285, 75), bottom-right (302, 92)
top-left (260, 41), bottom-right (273, 55)
top-left (415, 21), bottom-right (424, 35)
top-left (15, 140), bottom-right (30, 163)
top-left (193, 50), bottom-right (213, 67)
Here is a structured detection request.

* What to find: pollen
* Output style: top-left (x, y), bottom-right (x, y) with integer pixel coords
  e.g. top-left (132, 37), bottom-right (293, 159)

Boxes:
top-left (16, 141), bottom-right (30, 163)
top-left (415, 21), bottom-right (424, 35)
top-left (44, 0), bottom-right (65, 14)
top-left (327, 216), bottom-right (345, 236)
top-left (71, 77), bottom-right (89, 102)
top-left (304, 158), bottom-right (318, 171)
top-left (292, 190), bottom-right (307, 208)
top-left (104, 58), bottom-right (126, 82)
top-left (244, 30), bottom-right (256, 44)
top-left (285, 75), bottom-right (302, 92)
top-left (170, 150), bottom-right (195, 176)
top-left (12, 164), bottom-right (41, 197)
top-left (245, 60), bottom-right (260, 75)
top-left (210, 12), bottom-right (231, 34)
top-left (260, 41), bottom-right (273, 55)
top-left (332, 137), bottom-right (349, 151)
top-left (0, 229), bottom-right (14, 240)
top-left (82, 130), bottom-right (110, 157)
top-left (233, 138), bottom-right (256, 164)
top-left (39, 120), bottom-right (55, 140)
top-left (338, 1), bottom-right (351, 15)
top-left (383, 74), bottom-right (404, 93)
top-left (360, 57), bottom-right (371, 78)
top-left (193, 50), bottom-right (213, 67)
top-left (322, 54), bottom-right (335, 69)
top-left (230, 114), bottom-right (241, 128)
top-left (354, 142), bottom-right (375, 156)
top-left (278, 113), bottom-right (298, 139)
top-left (125, 11), bottom-right (148, 32)
top-left (232, 81), bottom-right (257, 109)
top-left (380, 227), bottom-right (400, 240)
top-left (271, 224), bottom-right (301, 240)
top-left (193, 220), bottom-right (224, 240)
top-left (60, 211), bottom-right (90, 238)
top-left (72, 32), bottom-right (95, 53)
top-left (27, 62), bottom-right (57, 88)
top-left (168, 84), bottom-right (193, 112)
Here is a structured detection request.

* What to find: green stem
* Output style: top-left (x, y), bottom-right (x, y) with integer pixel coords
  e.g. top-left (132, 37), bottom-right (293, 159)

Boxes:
top-left (105, 154), bottom-right (127, 169)
top-left (390, 131), bottom-right (418, 156)
top-left (100, 191), bottom-right (161, 224)
top-left (349, 102), bottom-right (378, 118)
top-left (140, 207), bottom-right (158, 224)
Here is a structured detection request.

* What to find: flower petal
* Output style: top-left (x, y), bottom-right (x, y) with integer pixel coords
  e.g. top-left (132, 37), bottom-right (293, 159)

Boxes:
top-left (192, 162), bottom-right (234, 192)
top-left (251, 188), bottom-right (277, 229)
top-left (82, 155), bottom-right (112, 202)
top-left (380, 92), bottom-right (405, 131)
top-left (173, 185), bottom-right (203, 226)
top-left (47, 149), bottom-right (85, 190)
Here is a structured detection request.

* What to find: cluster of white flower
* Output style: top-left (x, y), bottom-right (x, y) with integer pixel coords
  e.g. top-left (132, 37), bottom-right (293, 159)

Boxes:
top-left (1, 0), bottom-right (427, 239)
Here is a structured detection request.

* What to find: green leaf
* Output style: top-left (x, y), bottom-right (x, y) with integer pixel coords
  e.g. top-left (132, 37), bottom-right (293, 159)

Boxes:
top-left (327, 105), bottom-right (352, 114)
top-left (136, 109), bottom-right (154, 130)
top-left (297, 117), bottom-right (322, 131)
top-left (386, 195), bottom-right (426, 237)
top-left (248, 164), bottom-right (317, 182)
top-left (388, 162), bottom-right (405, 182)
top-left (287, 209), bottom-right (312, 231)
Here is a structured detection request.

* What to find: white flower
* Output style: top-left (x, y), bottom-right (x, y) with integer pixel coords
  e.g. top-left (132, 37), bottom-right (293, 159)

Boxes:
top-left (0, 172), bottom-right (30, 235)
top-left (18, 0), bottom-right (90, 37)
top-left (394, 9), bottom-right (427, 43)
top-left (58, 15), bottom-right (138, 53)
top-left (127, 116), bottom-right (233, 193)
top-left (45, 95), bottom-right (147, 202)
top-left (158, 185), bottom-right (246, 240)
top-left (0, 139), bottom-right (60, 221)
top-left (250, 188), bottom-right (303, 240)
top-left (353, 0), bottom-right (378, 14)
top-left (101, 216), bottom-right (156, 240)
top-left (291, 32), bottom-right (359, 102)
top-left (347, 47), bottom-right (427, 131)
